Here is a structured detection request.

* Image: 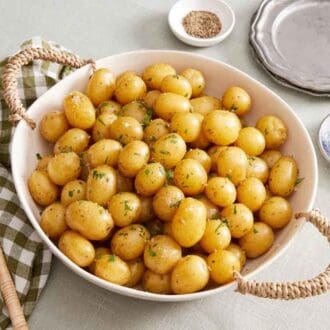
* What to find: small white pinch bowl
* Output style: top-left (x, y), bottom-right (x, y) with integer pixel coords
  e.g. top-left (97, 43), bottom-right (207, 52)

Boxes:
top-left (168, 0), bottom-right (235, 47)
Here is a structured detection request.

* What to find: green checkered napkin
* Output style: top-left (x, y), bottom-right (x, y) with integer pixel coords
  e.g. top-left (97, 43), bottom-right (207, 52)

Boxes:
top-left (0, 37), bottom-right (76, 329)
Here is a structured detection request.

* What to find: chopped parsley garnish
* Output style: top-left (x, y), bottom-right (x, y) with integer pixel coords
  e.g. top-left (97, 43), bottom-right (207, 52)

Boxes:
top-left (295, 177), bottom-right (304, 186)
top-left (226, 174), bottom-right (232, 180)
top-left (143, 107), bottom-right (153, 127)
top-left (144, 168), bottom-right (151, 176)
top-left (253, 228), bottom-right (259, 234)
top-left (148, 246), bottom-right (157, 257)
top-left (124, 200), bottom-right (133, 212)
top-left (165, 169), bottom-right (174, 183)
top-left (68, 190), bottom-right (74, 197)
top-left (92, 170), bottom-right (106, 180)
top-left (97, 117), bottom-right (106, 125)
top-left (233, 205), bottom-right (237, 214)
top-left (36, 153), bottom-right (42, 160)
top-left (108, 255), bottom-right (116, 262)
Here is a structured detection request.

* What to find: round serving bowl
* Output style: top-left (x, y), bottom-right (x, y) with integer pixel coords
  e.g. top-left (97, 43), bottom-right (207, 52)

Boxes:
top-left (11, 50), bottom-right (318, 302)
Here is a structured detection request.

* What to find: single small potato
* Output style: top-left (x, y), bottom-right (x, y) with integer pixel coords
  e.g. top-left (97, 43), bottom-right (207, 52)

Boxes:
top-left (221, 203), bottom-right (254, 238)
top-left (246, 156), bottom-right (269, 183)
top-left (172, 197), bottom-right (207, 247)
top-left (40, 202), bottom-right (67, 240)
top-left (190, 96), bottom-right (221, 116)
top-left (260, 150), bottom-right (282, 168)
top-left (217, 147), bottom-right (248, 186)
top-left (63, 91), bottom-right (95, 129)
top-left (268, 156), bottom-right (298, 197)
top-left (173, 159), bottom-right (207, 196)
top-left (170, 112), bottom-right (202, 142)
top-left (190, 128), bottom-right (210, 149)
top-left (144, 235), bottom-right (181, 274)
top-left (115, 75), bottom-right (146, 105)
top-left (39, 111), bottom-right (69, 143)
top-left (86, 68), bottom-right (116, 106)
top-left (47, 152), bottom-right (81, 185)
top-left (111, 224), bottom-right (150, 260)
top-left (200, 219), bottom-right (231, 253)
top-left (142, 63), bottom-right (176, 90)
top-left (143, 270), bottom-right (171, 294)
top-left (119, 101), bottom-right (149, 124)
top-left (109, 192), bottom-right (142, 227)
top-left (59, 230), bottom-right (95, 267)
top-left (145, 218), bottom-right (164, 236)
top-left (86, 165), bottom-right (117, 206)
top-left (92, 112), bottom-right (118, 142)
top-left (205, 177), bottom-right (236, 207)
top-left (87, 139), bottom-right (122, 168)
top-left (184, 149), bottom-right (211, 173)
top-left (151, 133), bottom-right (186, 169)
top-left (239, 222), bottom-right (275, 258)
top-left (222, 86), bottom-right (252, 116)
top-left (152, 185), bottom-right (185, 222)
top-left (195, 195), bottom-right (219, 220)
top-left (207, 145), bottom-right (228, 172)
top-left (110, 116), bottom-right (143, 144)
top-left (36, 154), bottom-right (52, 171)
top-left (171, 255), bottom-right (209, 294)
top-left (256, 115), bottom-right (287, 149)
top-left (235, 127), bottom-right (266, 156)
top-left (226, 243), bottom-right (246, 267)
top-left (237, 177), bottom-right (266, 212)
top-left (118, 141), bottom-right (150, 177)
top-left (259, 196), bottom-right (292, 229)
top-left (143, 90), bottom-right (161, 109)
top-left (94, 254), bottom-right (131, 285)
top-left (160, 74), bottom-right (192, 98)
top-left (126, 258), bottom-right (145, 287)
top-left (135, 162), bottom-right (166, 196)
top-left (207, 250), bottom-right (241, 284)
top-left (66, 201), bottom-right (114, 240)
top-left (89, 247), bottom-right (111, 274)
top-left (97, 100), bottom-right (121, 116)
top-left (143, 118), bottom-right (170, 145)
top-left (115, 169), bottom-right (134, 192)
top-left (137, 196), bottom-right (155, 223)
top-left (116, 70), bottom-right (136, 87)
top-left (154, 93), bottom-right (191, 121)
top-left (180, 68), bottom-right (205, 97)
top-left (60, 180), bottom-right (86, 206)
top-left (54, 128), bottom-right (90, 154)
top-left (203, 110), bottom-right (241, 146)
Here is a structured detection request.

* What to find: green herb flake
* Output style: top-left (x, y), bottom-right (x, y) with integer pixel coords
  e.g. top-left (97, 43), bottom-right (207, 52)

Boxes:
top-left (169, 200), bottom-right (181, 208)
top-left (233, 205), bottom-right (237, 214)
top-left (92, 170), bottom-right (106, 180)
top-left (148, 246), bottom-right (157, 257)
top-left (124, 200), bottom-right (133, 212)
top-left (68, 190), bottom-right (74, 197)
top-left (108, 255), bottom-right (116, 262)
top-left (226, 174), bottom-right (232, 180)
top-left (165, 169), bottom-right (174, 183)
top-left (144, 168), bottom-right (151, 176)
top-left (253, 228), bottom-right (259, 234)
top-left (97, 117), bottom-right (106, 125)
top-left (143, 107), bottom-right (153, 127)
top-left (36, 153), bottom-right (42, 160)
top-left (295, 177), bottom-right (304, 186)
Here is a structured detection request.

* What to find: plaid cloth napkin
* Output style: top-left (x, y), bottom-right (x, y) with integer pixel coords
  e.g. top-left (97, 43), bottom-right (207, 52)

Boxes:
top-left (0, 37), bottom-right (76, 329)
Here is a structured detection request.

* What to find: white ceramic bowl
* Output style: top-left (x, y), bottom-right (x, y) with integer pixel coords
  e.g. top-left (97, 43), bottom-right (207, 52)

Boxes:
top-left (168, 0), bottom-right (235, 47)
top-left (11, 50), bottom-right (318, 302)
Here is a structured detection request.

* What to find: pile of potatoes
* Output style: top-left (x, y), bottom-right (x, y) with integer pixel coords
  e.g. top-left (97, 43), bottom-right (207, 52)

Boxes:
top-left (28, 63), bottom-right (301, 295)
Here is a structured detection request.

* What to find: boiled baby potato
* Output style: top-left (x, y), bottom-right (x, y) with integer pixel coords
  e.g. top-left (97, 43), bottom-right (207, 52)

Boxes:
top-left (40, 202), bottom-right (67, 240)
top-left (118, 141), bottom-right (150, 177)
top-left (97, 100), bottom-right (121, 116)
top-left (222, 86), bottom-right (252, 116)
top-left (160, 74), bottom-right (192, 98)
top-left (205, 177), bottom-right (236, 207)
top-left (108, 192), bottom-right (142, 226)
top-left (143, 90), bottom-right (161, 109)
top-left (111, 224), bottom-right (150, 260)
top-left (66, 200), bottom-right (114, 240)
top-left (190, 96), bottom-right (221, 116)
top-left (143, 118), bottom-right (170, 145)
top-left (259, 196), bottom-right (292, 229)
top-left (135, 162), bottom-right (166, 196)
top-left (172, 197), bottom-right (207, 247)
top-left (115, 169), bottom-right (134, 192)
top-left (54, 128), bottom-right (90, 154)
top-left (89, 247), bottom-right (111, 274)
top-left (170, 112), bottom-right (202, 143)
top-left (125, 258), bottom-right (145, 287)
top-left (268, 156), bottom-right (298, 197)
top-left (59, 230), bottom-right (95, 267)
top-left (154, 93), bottom-right (191, 121)
top-left (152, 185), bottom-right (185, 222)
top-left (143, 270), bottom-right (171, 294)
top-left (47, 152), bottom-right (81, 185)
top-left (86, 68), bottom-right (115, 106)
top-left (142, 63), bottom-right (176, 90)
top-left (94, 254), bottom-right (131, 285)
top-left (86, 165), bottom-right (117, 206)
top-left (260, 150), bottom-right (282, 168)
top-left (184, 148), bottom-right (211, 173)
top-left (256, 115), bottom-right (287, 149)
top-left (110, 116), bottom-right (143, 144)
top-left (63, 91), bottom-right (95, 129)
top-left (207, 145), bottom-right (228, 172)
top-left (221, 203), bottom-right (254, 238)
top-left (116, 70), bottom-right (136, 87)
top-left (39, 111), bottom-right (69, 143)
top-left (137, 196), bottom-right (155, 223)
top-left (246, 156), bottom-right (269, 183)
top-left (239, 222), bottom-right (274, 258)
top-left (92, 112), bottom-right (117, 142)
top-left (196, 195), bottom-right (219, 220)
top-left (115, 75), bottom-right (146, 105)
top-left (60, 180), bottom-right (86, 206)
top-left (36, 154), bottom-right (52, 171)
top-left (143, 235), bottom-right (181, 274)
top-left (171, 255), bottom-right (209, 294)
top-left (120, 101), bottom-right (150, 125)
top-left (226, 243), bottom-right (246, 267)
top-left (235, 127), bottom-right (265, 156)
top-left (180, 68), bottom-right (205, 97)
top-left (203, 110), bottom-right (241, 146)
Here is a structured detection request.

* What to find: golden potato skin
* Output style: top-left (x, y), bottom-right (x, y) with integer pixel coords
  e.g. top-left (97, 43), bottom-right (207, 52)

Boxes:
top-left (160, 74), bottom-right (192, 98)
top-left (66, 201), bottom-right (114, 240)
top-left (222, 86), bottom-right (252, 116)
top-left (143, 270), bottom-right (172, 294)
top-left (115, 75), bottom-right (146, 105)
top-left (143, 118), bottom-right (169, 145)
top-left (190, 96), bottom-right (221, 116)
top-left (97, 100), bottom-right (121, 116)
top-left (246, 156), bottom-right (269, 183)
top-left (143, 90), bottom-right (161, 109)
top-left (226, 243), bottom-right (246, 267)
top-left (28, 170), bottom-right (59, 206)
top-left (89, 247), bottom-right (111, 274)
top-left (268, 156), bottom-right (298, 197)
top-left (190, 128), bottom-right (210, 150)
top-left (180, 68), bottom-right (205, 97)
top-left (170, 112), bottom-right (202, 143)
top-left (116, 70), bottom-right (136, 87)
top-left (207, 145), bottom-right (228, 172)
top-left (36, 154), bottom-right (52, 171)
top-left (110, 116), bottom-right (143, 145)
top-left (235, 127), bottom-right (266, 156)
top-left (59, 230), bottom-right (95, 267)
top-left (86, 68), bottom-right (115, 106)
top-left (239, 222), bottom-right (274, 258)
top-left (260, 150), bottom-right (282, 168)
top-left (63, 91), bottom-right (96, 129)
top-left (119, 101), bottom-right (148, 124)
top-left (54, 128), bottom-right (90, 154)
top-left (40, 202), bottom-right (67, 240)
top-left (60, 180), bottom-right (86, 206)
top-left (205, 177), bottom-right (236, 207)
top-left (196, 195), bottom-right (219, 220)
top-left (142, 63), bottom-right (176, 90)
top-left (39, 111), bottom-right (69, 143)
top-left (144, 235), bottom-right (182, 275)
top-left (184, 148), bottom-right (211, 173)
top-left (125, 258), bottom-right (145, 287)
top-left (92, 113), bottom-right (117, 142)
top-left (172, 197), bottom-right (207, 247)
top-left (171, 255), bottom-right (209, 294)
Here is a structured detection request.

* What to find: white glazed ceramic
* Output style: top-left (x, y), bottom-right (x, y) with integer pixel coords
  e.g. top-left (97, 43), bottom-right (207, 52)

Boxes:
top-left (318, 114), bottom-right (330, 163)
top-left (168, 0), bottom-right (235, 47)
top-left (11, 50), bottom-right (318, 302)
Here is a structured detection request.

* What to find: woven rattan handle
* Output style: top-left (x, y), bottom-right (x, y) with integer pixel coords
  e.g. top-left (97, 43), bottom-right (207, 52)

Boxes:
top-left (234, 209), bottom-right (330, 300)
top-left (2, 47), bottom-right (95, 129)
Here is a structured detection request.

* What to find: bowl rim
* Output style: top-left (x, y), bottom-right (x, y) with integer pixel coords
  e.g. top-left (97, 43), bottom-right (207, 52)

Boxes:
top-left (11, 49), bottom-right (318, 302)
